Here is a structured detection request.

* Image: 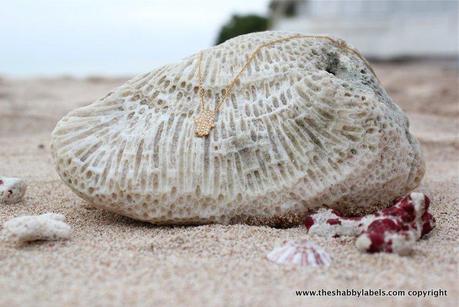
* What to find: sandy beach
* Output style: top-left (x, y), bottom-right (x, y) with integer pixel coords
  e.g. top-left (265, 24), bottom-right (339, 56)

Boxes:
top-left (0, 61), bottom-right (458, 306)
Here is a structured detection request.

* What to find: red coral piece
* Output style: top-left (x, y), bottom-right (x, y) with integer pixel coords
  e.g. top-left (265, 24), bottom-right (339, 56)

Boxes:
top-left (421, 212), bottom-right (435, 237)
top-left (304, 193), bottom-right (435, 255)
top-left (326, 218), bottom-right (342, 225)
top-left (304, 216), bottom-right (315, 230)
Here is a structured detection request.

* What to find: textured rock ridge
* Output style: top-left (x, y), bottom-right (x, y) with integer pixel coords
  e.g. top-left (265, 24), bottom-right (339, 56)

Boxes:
top-left (51, 31), bottom-right (425, 225)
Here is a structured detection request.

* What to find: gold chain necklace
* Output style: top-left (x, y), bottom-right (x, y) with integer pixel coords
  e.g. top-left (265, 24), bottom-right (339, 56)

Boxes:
top-left (194, 34), bottom-right (377, 137)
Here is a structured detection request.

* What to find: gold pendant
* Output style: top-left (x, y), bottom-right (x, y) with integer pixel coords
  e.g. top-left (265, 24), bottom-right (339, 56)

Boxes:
top-left (194, 108), bottom-right (216, 137)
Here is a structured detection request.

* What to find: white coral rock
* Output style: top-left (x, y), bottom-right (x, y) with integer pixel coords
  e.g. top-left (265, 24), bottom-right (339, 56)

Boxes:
top-left (267, 239), bottom-right (331, 267)
top-left (2, 213), bottom-right (71, 242)
top-left (0, 177), bottom-right (27, 204)
top-left (50, 31), bottom-right (425, 225)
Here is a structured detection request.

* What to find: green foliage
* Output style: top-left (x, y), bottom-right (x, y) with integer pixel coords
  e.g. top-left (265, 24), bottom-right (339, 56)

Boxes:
top-left (215, 14), bottom-right (270, 45)
top-left (284, 1), bottom-right (298, 17)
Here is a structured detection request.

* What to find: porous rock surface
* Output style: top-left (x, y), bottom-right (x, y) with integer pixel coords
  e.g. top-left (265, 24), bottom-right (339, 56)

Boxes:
top-left (51, 31), bottom-right (425, 226)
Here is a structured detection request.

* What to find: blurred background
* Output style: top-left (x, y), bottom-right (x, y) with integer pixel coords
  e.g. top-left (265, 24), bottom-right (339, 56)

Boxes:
top-left (0, 0), bottom-right (457, 77)
top-left (0, 0), bottom-right (268, 77)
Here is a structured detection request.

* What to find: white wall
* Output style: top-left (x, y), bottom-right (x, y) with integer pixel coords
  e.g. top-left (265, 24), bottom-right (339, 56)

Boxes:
top-left (272, 0), bottom-right (458, 58)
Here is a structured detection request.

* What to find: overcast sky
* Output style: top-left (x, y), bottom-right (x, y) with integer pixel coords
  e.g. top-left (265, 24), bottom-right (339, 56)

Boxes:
top-left (0, 0), bottom-right (269, 77)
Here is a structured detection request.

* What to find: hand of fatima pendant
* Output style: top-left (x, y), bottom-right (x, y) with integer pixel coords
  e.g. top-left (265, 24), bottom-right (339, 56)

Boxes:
top-left (194, 108), bottom-right (216, 137)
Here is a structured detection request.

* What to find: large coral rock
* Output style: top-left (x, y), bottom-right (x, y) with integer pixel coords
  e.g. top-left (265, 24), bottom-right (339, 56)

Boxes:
top-left (51, 31), bottom-right (425, 226)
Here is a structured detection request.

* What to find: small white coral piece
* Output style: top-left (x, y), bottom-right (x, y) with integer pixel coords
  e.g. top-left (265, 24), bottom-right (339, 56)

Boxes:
top-left (0, 177), bottom-right (27, 204)
top-left (267, 239), bottom-right (331, 267)
top-left (2, 213), bottom-right (71, 242)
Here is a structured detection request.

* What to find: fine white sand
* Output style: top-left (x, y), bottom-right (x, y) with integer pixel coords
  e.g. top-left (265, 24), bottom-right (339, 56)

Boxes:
top-left (0, 62), bottom-right (458, 306)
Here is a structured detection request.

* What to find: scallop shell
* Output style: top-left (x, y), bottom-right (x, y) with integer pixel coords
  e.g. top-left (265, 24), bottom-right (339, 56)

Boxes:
top-left (267, 239), bottom-right (331, 267)
top-left (50, 31), bottom-right (425, 225)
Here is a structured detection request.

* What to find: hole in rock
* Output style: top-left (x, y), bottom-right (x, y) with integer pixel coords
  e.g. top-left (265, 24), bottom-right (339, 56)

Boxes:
top-left (324, 52), bottom-right (340, 76)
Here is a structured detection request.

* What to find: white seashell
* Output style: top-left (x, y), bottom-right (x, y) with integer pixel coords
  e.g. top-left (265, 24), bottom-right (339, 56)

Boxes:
top-left (51, 31), bottom-right (425, 225)
top-left (0, 177), bottom-right (27, 204)
top-left (2, 213), bottom-right (71, 242)
top-left (267, 239), bottom-right (331, 267)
